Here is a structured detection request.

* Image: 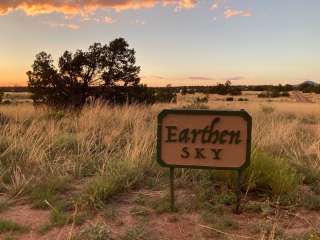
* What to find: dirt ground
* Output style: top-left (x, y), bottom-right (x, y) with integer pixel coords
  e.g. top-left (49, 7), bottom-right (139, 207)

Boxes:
top-left (1, 187), bottom-right (319, 240)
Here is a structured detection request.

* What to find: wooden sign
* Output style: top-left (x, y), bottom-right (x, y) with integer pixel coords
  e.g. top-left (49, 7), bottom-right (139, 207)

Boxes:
top-left (157, 109), bottom-right (252, 213)
top-left (157, 109), bottom-right (252, 170)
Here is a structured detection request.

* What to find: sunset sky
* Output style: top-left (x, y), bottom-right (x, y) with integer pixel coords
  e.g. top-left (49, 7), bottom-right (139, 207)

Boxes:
top-left (0, 0), bottom-right (319, 86)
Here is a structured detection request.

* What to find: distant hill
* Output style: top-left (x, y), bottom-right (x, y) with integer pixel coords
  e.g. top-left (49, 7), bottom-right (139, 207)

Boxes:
top-left (299, 80), bottom-right (319, 87)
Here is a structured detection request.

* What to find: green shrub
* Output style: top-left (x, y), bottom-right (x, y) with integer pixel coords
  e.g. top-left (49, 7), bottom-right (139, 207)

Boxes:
top-left (219, 193), bottom-right (237, 206)
top-left (83, 160), bottom-right (144, 208)
top-left (29, 177), bottom-right (70, 209)
top-left (245, 150), bottom-right (299, 197)
top-left (0, 219), bottom-right (29, 234)
top-left (49, 207), bottom-right (69, 227)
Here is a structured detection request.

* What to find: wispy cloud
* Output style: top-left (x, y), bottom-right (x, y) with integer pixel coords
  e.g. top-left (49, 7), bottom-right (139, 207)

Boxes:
top-left (151, 75), bottom-right (166, 79)
top-left (102, 16), bottom-right (114, 24)
top-left (188, 76), bottom-right (215, 81)
top-left (224, 8), bottom-right (252, 18)
top-left (210, 0), bottom-right (222, 10)
top-left (131, 19), bottom-right (146, 25)
top-left (43, 21), bottom-right (80, 30)
top-left (0, 0), bottom-right (197, 16)
top-left (223, 76), bottom-right (244, 81)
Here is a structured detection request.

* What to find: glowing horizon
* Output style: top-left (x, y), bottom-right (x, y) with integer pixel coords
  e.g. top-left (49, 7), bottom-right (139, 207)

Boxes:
top-left (0, 0), bottom-right (319, 87)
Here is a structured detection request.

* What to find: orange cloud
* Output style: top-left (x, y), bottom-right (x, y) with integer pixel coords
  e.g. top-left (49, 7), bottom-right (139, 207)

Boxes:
top-left (0, 0), bottom-right (197, 16)
top-left (224, 8), bottom-right (252, 18)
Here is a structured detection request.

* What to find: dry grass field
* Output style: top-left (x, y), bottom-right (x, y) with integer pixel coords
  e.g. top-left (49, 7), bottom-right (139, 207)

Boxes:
top-left (0, 92), bottom-right (320, 240)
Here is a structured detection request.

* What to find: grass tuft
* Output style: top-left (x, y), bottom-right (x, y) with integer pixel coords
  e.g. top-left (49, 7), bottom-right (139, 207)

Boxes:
top-left (245, 150), bottom-right (299, 197)
top-left (0, 219), bottom-right (29, 234)
top-left (73, 222), bottom-right (112, 240)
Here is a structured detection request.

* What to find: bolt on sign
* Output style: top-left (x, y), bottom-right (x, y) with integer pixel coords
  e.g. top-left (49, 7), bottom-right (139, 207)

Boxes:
top-left (157, 109), bottom-right (252, 213)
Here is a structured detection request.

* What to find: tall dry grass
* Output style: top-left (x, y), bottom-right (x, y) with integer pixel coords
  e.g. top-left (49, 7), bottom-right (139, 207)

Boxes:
top-left (0, 101), bottom-right (319, 205)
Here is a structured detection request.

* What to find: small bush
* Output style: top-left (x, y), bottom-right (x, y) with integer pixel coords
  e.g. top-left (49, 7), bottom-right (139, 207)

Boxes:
top-left (183, 97), bottom-right (209, 109)
top-left (29, 177), bottom-right (70, 209)
top-left (83, 160), bottom-right (144, 208)
top-left (73, 222), bottom-right (112, 240)
top-left (245, 150), bottom-right (299, 197)
top-left (302, 194), bottom-right (320, 210)
top-left (0, 219), bottom-right (29, 234)
top-left (49, 207), bottom-right (69, 227)
top-left (296, 166), bottom-right (320, 185)
top-left (121, 223), bottom-right (149, 240)
top-left (225, 97), bottom-right (234, 101)
top-left (2, 100), bottom-right (12, 105)
top-left (219, 193), bottom-right (237, 206)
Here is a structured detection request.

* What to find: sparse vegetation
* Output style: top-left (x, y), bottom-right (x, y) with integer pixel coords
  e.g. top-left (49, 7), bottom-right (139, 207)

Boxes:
top-left (0, 95), bottom-right (320, 239)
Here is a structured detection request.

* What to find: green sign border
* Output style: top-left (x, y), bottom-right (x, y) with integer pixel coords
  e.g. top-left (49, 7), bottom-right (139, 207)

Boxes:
top-left (157, 109), bottom-right (252, 171)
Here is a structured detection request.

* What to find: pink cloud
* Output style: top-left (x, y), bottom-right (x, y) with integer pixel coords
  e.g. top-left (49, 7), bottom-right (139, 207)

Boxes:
top-left (210, 0), bottom-right (221, 10)
top-left (224, 8), bottom-right (252, 18)
top-left (103, 16), bottom-right (114, 24)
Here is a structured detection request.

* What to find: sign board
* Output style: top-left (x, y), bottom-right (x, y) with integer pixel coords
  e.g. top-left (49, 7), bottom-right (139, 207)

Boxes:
top-left (157, 109), bottom-right (252, 169)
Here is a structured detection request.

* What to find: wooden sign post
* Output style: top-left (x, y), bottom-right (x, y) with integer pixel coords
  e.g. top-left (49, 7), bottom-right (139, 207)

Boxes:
top-left (157, 109), bottom-right (252, 214)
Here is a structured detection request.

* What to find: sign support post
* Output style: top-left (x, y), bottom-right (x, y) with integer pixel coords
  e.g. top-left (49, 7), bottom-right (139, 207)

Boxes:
top-left (170, 167), bottom-right (175, 212)
top-left (235, 170), bottom-right (243, 214)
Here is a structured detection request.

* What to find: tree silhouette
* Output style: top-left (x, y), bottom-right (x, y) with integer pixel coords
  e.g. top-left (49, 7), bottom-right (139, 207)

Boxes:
top-left (27, 38), bottom-right (141, 107)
